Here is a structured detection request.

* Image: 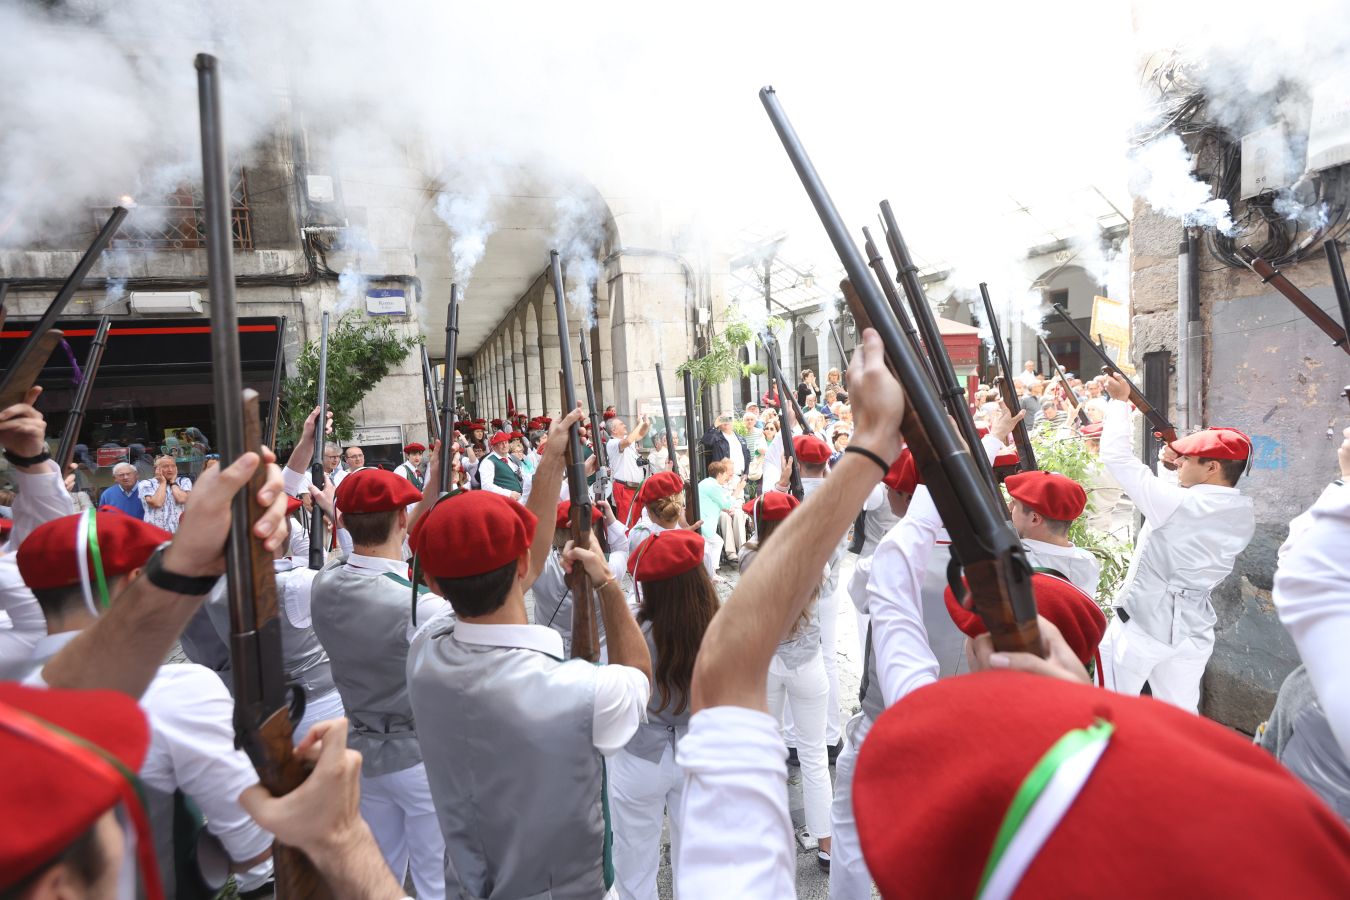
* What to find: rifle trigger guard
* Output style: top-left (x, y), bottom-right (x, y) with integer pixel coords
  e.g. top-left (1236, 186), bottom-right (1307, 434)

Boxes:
top-left (287, 682), bottom-right (307, 727)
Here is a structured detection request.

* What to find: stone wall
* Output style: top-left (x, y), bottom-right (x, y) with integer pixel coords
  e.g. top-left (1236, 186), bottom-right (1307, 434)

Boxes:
top-left (1129, 198), bottom-right (1347, 732)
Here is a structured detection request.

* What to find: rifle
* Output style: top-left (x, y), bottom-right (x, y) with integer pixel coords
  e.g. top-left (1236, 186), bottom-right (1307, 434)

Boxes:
top-left (878, 200), bottom-right (1002, 501)
top-left (1239, 245), bottom-right (1350, 355)
top-left (654, 362), bottom-right (676, 472)
top-left (1049, 303), bottom-right (1178, 448)
top-left (979, 284), bottom-right (1037, 473)
top-left (0, 206), bottom-right (128, 408)
top-left (54, 316), bottom-right (112, 473)
top-left (1326, 240), bottom-right (1350, 342)
top-left (550, 251), bottom-right (599, 662)
top-left (197, 53), bottom-right (328, 899)
top-left (1036, 334), bottom-right (1090, 427)
top-left (579, 328), bottom-right (610, 502)
top-left (862, 225), bottom-right (936, 390)
top-left (0, 283), bottom-right (8, 332)
top-left (439, 287), bottom-right (461, 495)
top-left (827, 318), bottom-right (851, 371)
top-left (760, 333), bottom-right (805, 499)
top-left (420, 343), bottom-right (440, 445)
top-left (759, 86), bottom-right (1040, 656)
top-left (307, 312), bottom-right (330, 571)
top-left (681, 367), bottom-right (701, 522)
top-left (264, 316), bottom-right (287, 450)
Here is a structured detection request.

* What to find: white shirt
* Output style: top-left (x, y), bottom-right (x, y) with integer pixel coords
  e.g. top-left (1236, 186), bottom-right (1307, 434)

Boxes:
top-left (137, 475), bottom-right (193, 532)
top-left (762, 435), bottom-right (784, 491)
top-left (725, 430), bottom-right (746, 477)
top-left (675, 706), bottom-right (795, 899)
top-left (866, 486), bottom-right (943, 707)
top-left (479, 452), bottom-right (522, 497)
top-left (27, 632), bottom-right (273, 865)
top-left (608, 437), bottom-right (643, 483)
top-left (452, 621), bottom-right (650, 755)
top-left (1022, 538), bottom-right (1101, 600)
top-left (0, 465), bottom-right (72, 676)
top-left (1100, 400), bottom-right (1185, 524)
top-left (1273, 482), bottom-right (1350, 760)
top-left (1016, 369), bottom-right (1039, 389)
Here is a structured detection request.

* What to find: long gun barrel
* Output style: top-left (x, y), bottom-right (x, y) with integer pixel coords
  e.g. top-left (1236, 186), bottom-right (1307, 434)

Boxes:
top-left (420, 343), bottom-right (440, 445)
top-left (827, 318), bottom-right (851, 371)
top-left (1240, 246), bottom-right (1349, 355)
top-left (0, 207), bottom-right (128, 408)
top-left (550, 251), bottom-right (599, 662)
top-left (681, 367), bottom-right (701, 522)
top-left (579, 329), bottom-right (609, 502)
top-left (862, 225), bottom-right (936, 390)
top-left (307, 312), bottom-right (330, 571)
top-left (760, 333), bottom-right (805, 499)
top-left (197, 53), bottom-right (329, 899)
top-left (759, 86), bottom-right (1040, 656)
top-left (979, 284), bottom-right (1037, 472)
top-left (654, 363), bottom-right (676, 472)
top-left (264, 316), bottom-right (287, 451)
top-left (54, 316), bottom-right (112, 472)
top-left (1036, 335), bottom-right (1090, 427)
top-left (438, 287), bottom-right (461, 494)
top-left (1326, 240), bottom-right (1350, 342)
top-left (1049, 303), bottom-right (1178, 445)
top-left (878, 201), bottom-right (1002, 501)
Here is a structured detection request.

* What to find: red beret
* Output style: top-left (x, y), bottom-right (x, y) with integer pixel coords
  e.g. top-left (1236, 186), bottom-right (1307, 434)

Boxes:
top-left (793, 434), bottom-right (832, 465)
top-left (637, 471), bottom-right (684, 504)
top-left (0, 683), bottom-right (153, 891)
top-left (286, 496), bottom-right (304, 516)
top-left (1170, 427), bottom-right (1252, 461)
top-left (510, 432), bottom-right (523, 440)
top-left (627, 529), bottom-right (704, 581)
top-left (854, 672), bottom-right (1350, 898)
top-left (742, 491), bottom-right (800, 521)
top-left (491, 419), bottom-right (504, 427)
top-left (490, 432), bottom-right (511, 447)
top-left (473, 420), bottom-right (487, 429)
top-left (883, 448), bottom-right (920, 494)
top-left (1079, 422), bottom-right (1103, 438)
top-left (603, 410), bottom-right (616, 420)
top-left (417, 491), bottom-right (537, 579)
top-left (0, 518), bottom-right (12, 537)
top-left (335, 468), bottom-right (422, 514)
top-left (944, 573), bottom-right (1104, 667)
top-left (1005, 470), bottom-right (1087, 521)
top-left (18, 512), bottom-right (171, 590)
top-left (992, 450), bottom-right (1020, 469)
top-left (539, 417), bottom-right (553, 426)
top-left (403, 442), bottom-right (426, 454)
top-left (555, 501), bottom-right (603, 531)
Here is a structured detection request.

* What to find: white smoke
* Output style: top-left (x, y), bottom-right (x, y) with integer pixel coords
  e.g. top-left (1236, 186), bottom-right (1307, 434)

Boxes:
top-left (1129, 135), bottom-right (1236, 234)
top-left (433, 191), bottom-right (496, 287)
top-left (551, 192), bottom-right (608, 328)
top-left (333, 226), bottom-right (378, 314)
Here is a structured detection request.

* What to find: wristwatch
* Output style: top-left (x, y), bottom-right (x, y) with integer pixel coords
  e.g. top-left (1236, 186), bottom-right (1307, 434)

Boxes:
top-left (3, 448), bottom-right (52, 467)
top-left (143, 543), bottom-right (220, 596)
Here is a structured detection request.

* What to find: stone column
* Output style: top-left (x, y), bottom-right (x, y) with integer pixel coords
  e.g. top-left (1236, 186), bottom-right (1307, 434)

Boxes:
top-left (539, 296), bottom-right (563, 417)
top-left (606, 251), bottom-right (694, 416)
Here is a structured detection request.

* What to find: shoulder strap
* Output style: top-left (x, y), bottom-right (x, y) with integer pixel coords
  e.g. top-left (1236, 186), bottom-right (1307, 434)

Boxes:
top-left (382, 571), bottom-right (430, 594)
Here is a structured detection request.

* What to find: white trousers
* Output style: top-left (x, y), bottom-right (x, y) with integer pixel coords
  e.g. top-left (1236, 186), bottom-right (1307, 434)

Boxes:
top-left (1099, 616), bottom-right (1215, 713)
top-left (829, 712), bottom-right (876, 900)
top-left (294, 689), bottom-right (345, 744)
top-left (717, 508), bottom-right (749, 555)
top-left (610, 743), bottom-right (685, 900)
top-left (360, 762), bottom-right (446, 900)
top-left (818, 585), bottom-right (842, 744)
top-left (767, 651), bottom-right (832, 839)
top-left (702, 532), bottom-right (724, 578)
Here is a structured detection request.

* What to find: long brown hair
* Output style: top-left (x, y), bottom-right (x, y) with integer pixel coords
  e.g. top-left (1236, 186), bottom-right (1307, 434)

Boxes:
top-left (636, 566), bottom-right (720, 715)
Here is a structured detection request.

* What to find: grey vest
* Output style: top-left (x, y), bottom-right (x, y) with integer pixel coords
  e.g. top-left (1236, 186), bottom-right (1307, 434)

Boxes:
top-left (407, 620), bottom-right (610, 900)
top-left (624, 623), bottom-right (691, 763)
top-left (531, 552), bottom-right (607, 657)
top-left (203, 563), bottom-right (336, 700)
top-left (488, 454), bottom-right (523, 493)
top-left (310, 556), bottom-right (423, 776)
top-left (1115, 487), bottom-right (1254, 646)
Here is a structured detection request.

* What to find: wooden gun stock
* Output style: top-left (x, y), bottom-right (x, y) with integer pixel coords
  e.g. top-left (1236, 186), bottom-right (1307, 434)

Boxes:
top-left (0, 330), bottom-right (63, 408)
top-left (561, 371), bottom-right (600, 663)
top-left (1241, 246), bottom-right (1350, 355)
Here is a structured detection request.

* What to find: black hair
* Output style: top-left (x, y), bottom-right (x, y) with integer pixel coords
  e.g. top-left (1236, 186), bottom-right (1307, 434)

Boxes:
top-left (342, 509), bottom-right (400, 546)
top-left (1199, 457), bottom-right (1246, 486)
top-left (434, 558), bottom-right (518, 618)
top-left (1, 821), bottom-right (107, 900)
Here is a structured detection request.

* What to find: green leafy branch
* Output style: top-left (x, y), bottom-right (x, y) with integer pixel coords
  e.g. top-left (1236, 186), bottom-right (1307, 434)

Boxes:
top-left (277, 312), bottom-right (420, 445)
top-left (677, 313), bottom-right (786, 385)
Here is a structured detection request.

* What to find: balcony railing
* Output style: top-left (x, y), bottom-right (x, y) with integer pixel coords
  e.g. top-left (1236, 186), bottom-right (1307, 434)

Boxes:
top-left (96, 169), bottom-right (253, 251)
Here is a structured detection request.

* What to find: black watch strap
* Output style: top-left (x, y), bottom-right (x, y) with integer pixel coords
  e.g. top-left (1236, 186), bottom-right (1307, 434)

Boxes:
top-left (143, 544), bottom-right (219, 596)
top-left (4, 448), bottom-right (52, 467)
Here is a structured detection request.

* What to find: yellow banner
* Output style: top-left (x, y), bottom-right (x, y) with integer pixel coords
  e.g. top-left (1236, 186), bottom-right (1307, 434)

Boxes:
top-left (1089, 295), bottom-right (1134, 376)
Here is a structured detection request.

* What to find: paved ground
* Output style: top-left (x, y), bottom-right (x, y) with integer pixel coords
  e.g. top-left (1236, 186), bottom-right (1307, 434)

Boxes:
top-left (172, 553), bottom-right (873, 898)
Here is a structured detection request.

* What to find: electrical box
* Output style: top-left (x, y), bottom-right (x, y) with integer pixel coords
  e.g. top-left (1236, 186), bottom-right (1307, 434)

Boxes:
top-left (1306, 74), bottom-right (1350, 173)
top-left (128, 291), bottom-right (203, 315)
top-left (306, 174), bottom-right (336, 203)
top-left (1240, 124), bottom-right (1296, 198)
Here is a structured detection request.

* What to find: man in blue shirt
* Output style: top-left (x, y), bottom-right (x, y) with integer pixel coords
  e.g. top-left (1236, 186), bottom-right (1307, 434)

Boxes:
top-left (98, 462), bottom-right (145, 520)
